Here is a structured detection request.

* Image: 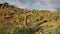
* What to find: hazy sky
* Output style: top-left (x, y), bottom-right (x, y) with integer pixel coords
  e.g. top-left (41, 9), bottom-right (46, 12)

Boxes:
top-left (0, 0), bottom-right (60, 11)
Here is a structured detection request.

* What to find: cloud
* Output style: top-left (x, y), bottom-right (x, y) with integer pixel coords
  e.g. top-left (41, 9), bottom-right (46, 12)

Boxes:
top-left (25, 0), bottom-right (55, 10)
top-left (0, 0), bottom-right (60, 11)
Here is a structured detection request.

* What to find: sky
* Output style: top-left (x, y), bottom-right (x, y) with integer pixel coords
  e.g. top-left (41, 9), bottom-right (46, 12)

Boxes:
top-left (0, 0), bottom-right (60, 11)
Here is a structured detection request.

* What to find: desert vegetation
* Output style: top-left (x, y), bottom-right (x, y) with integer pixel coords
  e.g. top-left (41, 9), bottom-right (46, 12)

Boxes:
top-left (0, 3), bottom-right (60, 34)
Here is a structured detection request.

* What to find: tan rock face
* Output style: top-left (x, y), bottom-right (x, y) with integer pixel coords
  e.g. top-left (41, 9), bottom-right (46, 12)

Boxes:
top-left (40, 22), bottom-right (56, 27)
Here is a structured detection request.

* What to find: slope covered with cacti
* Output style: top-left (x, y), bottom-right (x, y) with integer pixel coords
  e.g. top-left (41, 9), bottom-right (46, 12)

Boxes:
top-left (0, 3), bottom-right (60, 34)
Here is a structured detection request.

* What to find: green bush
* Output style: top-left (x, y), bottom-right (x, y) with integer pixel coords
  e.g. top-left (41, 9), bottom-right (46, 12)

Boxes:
top-left (13, 27), bottom-right (35, 34)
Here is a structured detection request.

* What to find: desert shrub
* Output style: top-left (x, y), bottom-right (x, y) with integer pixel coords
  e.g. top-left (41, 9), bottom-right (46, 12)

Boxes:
top-left (13, 27), bottom-right (35, 34)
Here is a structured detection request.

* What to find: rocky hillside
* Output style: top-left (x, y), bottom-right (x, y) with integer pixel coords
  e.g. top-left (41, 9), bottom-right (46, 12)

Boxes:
top-left (0, 3), bottom-right (60, 34)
